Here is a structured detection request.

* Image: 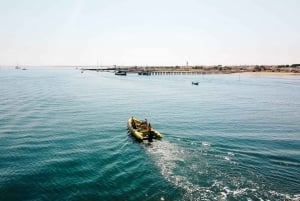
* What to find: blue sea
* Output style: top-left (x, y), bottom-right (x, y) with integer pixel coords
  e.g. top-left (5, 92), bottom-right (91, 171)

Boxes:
top-left (0, 67), bottom-right (299, 201)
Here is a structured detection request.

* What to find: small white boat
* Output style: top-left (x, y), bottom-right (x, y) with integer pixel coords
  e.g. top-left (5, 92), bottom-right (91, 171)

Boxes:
top-left (115, 71), bottom-right (127, 76)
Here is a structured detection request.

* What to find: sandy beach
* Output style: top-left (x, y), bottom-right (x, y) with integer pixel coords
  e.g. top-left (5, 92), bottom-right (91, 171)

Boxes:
top-left (239, 72), bottom-right (300, 76)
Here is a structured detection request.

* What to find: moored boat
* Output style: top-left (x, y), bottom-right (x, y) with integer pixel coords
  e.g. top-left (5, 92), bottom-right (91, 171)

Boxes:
top-left (138, 71), bottom-right (151, 76)
top-left (192, 81), bottom-right (199, 85)
top-left (127, 117), bottom-right (162, 142)
top-left (115, 71), bottom-right (127, 76)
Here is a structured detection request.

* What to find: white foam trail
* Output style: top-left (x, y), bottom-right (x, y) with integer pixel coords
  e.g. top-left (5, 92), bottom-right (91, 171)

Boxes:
top-left (145, 141), bottom-right (300, 201)
top-left (224, 156), bottom-right (230, 161)
top-left (145, 141), bottom-right (209, 200)
top-left (202, 142), bottom-right (210, 147)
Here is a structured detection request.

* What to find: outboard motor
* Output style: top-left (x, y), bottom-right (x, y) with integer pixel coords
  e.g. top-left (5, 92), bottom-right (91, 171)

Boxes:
top-left (148, 131), bottom-right (154, 142)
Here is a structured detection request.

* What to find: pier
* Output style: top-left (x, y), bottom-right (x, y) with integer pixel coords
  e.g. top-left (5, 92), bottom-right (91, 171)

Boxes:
top-left (151, 71), bottom-right (211, 75)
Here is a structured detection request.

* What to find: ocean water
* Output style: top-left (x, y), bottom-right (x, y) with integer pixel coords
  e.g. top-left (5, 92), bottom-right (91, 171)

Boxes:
top-left (0, 67), bottom-right (299, 201)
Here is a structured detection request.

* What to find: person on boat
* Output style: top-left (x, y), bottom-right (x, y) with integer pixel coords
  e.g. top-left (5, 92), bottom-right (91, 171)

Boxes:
top-left (131, 117), bottom-right (136, 129)
top-left (148, 123), bottom-right (154, 142)
top-left (140, 119), bottom-right (148, 129)
top-left (142, 119), bottom-right (147, 125)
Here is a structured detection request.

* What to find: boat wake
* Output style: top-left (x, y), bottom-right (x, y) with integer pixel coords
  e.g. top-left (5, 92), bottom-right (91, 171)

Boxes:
top-left (144, 140), bottom-right (211, 200)
top-left (144, 140), bottom-right (300, 201)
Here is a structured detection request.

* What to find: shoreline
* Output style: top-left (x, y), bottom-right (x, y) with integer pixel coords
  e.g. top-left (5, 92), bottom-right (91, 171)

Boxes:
top-left (84, 67), bottom-right (300, 76)
top-left (96, 65), bottom-right (300, 76)
top-left (238, 72), bottom-right (300, 76)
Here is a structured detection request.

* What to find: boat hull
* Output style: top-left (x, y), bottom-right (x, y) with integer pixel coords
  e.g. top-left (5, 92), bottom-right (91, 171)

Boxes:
top-left (127, 117), bottom-right (162, 142)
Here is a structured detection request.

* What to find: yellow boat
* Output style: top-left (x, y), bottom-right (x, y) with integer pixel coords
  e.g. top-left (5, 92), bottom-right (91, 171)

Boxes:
top-left (127, 117), bottom-right (162, 142)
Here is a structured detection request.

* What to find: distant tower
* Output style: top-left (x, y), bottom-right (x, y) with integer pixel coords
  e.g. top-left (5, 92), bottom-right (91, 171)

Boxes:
top-left (186, 61), bottom-right (189, 67)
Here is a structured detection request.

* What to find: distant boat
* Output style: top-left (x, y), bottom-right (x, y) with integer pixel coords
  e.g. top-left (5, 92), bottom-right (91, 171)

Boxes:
top-left (22, 68), bottom-right (27, 70)
top-left (192, 82), bottom-right (199, 85)
top-left (138, 71), bottom-right (151, 76)
top-left (15, 66), bottom-right (21, 70)
top-left (115, 71), bottom-right (127, 76)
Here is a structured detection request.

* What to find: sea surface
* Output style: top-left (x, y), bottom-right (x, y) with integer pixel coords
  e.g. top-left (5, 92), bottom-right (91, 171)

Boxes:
top-left (0, 67), bottom-right (299, 201)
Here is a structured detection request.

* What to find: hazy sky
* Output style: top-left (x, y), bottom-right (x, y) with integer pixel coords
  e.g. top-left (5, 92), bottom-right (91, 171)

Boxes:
top-left (0, 0), bottom-right (299, 66)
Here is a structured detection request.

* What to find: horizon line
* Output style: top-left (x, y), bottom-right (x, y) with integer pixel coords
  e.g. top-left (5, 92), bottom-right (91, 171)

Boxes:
top-left (1, 63), bottom-right (300, 68)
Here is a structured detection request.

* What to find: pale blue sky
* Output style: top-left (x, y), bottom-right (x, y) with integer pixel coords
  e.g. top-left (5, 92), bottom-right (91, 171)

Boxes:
top-left (0, 0), bottom-right (299, 66)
